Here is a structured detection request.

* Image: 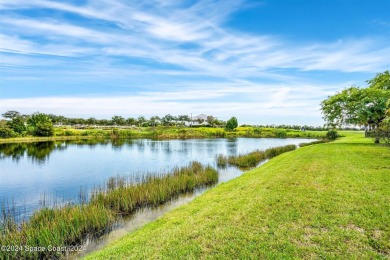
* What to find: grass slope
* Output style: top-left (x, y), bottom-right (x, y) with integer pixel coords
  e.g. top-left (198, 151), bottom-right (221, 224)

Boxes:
top-left (86, 132), bottom-right (390, 259)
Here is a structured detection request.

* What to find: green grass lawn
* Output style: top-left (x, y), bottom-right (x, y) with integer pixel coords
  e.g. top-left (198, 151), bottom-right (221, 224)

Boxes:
top-left (85, 132), bottom-right (390, 259)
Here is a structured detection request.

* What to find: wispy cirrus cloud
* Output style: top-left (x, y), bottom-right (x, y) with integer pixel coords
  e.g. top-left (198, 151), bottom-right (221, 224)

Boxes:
top-left (1, 0), bottom-right (388, 73)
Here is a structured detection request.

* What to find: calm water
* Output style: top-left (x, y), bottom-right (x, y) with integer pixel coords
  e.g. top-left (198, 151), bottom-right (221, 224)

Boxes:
top-left (0, 138), bottom-right (313, 220)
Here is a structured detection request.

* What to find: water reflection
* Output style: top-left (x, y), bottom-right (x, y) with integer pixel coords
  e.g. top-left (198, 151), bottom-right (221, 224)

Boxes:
top-left (0, 142), bottom-right (57, 164)
top-left (0, 139), bottom-right (138, 163)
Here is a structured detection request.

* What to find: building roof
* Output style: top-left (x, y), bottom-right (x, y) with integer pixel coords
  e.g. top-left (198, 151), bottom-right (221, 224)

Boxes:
top-left (192, 114), bottom-right (208, 121)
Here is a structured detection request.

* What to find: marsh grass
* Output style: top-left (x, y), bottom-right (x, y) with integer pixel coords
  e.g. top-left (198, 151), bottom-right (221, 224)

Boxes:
top-left (91, 162), bottom-right (218, 213)
top-left (217, 144), bottom-right (297, 168)
top-left (0, 162), bottom-right (218, 259)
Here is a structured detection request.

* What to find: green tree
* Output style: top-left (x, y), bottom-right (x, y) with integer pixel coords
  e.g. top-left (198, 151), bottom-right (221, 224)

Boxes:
top-left (136, 116), bottom-right (147, 127)
top-left (2, 110), bottom-right (21, 119)
top-left (0, 120), bottom-right (17, 138)
top-left (225, 117), bottom-right (238, 131)
top-left (177, 115), bottom-right (190, 126)
top-left (197, 118), bottom-right (205, 124)
top-left (385, 99), bottom-right (390, 123)
top-left (47, 114), bottom-right (66, 125)
top-left (211, 119), bottom-right (225, 127)
top-left (206, 115), bottom-right (215, 126)
top-left (27, 112), bottom-right (54, 136)
top-left (34, 122), bottom-right (54, 137)
top-left (7, 116), bottom-right (26, 134)
top-left (2, 110), bottom-right (27, 135)
top-left (321, 87), bottom-right (390, 130)
top-left (126, 117), bottom-right (136, 126)
top-left (28, 113), bottom-right (51, 127)
top-left (98, 119), bottom-right (112, 126)
top-left (367, 70), bottom-right (390, 90)
top-left (112, 116), bottom-right (126, 126)
top-left (321, 71), bottom-right (390, 143)
top-left (161, 114), bottom-right (175, 126)
top-left (149, 116), bottom-right (161, 127)
top-left (177, 115), bottom-right (190, 122)
top-left (86, 117), bottom-right (97, 125)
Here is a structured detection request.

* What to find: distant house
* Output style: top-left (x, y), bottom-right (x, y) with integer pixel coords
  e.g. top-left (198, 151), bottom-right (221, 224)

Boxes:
top-left (186, 114), bottom-right (210, 127)
top-left (192, 114), bottom-right (208, 121)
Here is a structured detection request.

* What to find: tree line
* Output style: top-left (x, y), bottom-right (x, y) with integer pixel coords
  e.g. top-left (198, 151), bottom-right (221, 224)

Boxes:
top-left (0, 112), bottom-right (238, 138)
top-left (1, 113), bottom-right (227, 127)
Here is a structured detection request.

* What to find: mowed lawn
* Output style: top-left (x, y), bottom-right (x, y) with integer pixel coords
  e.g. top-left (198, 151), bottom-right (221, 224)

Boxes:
top-left (85, 132), bottom-right (390, 259)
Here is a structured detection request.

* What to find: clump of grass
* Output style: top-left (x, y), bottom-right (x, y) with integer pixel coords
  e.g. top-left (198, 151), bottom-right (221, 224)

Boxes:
top-left (264, 145), bottom-right (296, 158)
top-left (217, 144), bottom-right (297, 168)
top-left (91, 162), bottom-right (218, 213)
top-left (0, 162), bottom-right (218, 259)
top-left (217, 154), bottom-right (228, 167)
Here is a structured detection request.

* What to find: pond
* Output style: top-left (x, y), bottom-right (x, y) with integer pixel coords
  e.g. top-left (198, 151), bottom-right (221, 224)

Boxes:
top-left (0, 138), bottom-right (313, 221)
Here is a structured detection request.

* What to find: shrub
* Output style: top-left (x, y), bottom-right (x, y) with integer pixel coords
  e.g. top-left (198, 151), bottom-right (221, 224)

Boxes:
top-left (80, 131), bottom-right (91, 136)
top-left (0, 126), bottom-right (18, 138)
top-left (65, 130), bottom-right (75, 136)
top-left (275, 129), bottom-right (287, 138)
top-left (214, 129), bottom-right (226, 138)
top-left (26, 126), bottom-right (35, 135)
top-left (225, 117), bottom-right (238, 131)
top-left (367, 124), bottom-right (390, 144)
top-left (7, 116), bottom-right (26, 134)
top-left (254, 128), bottom-right (262, 134)
top-left (326, 129), bottom-right (338, 140)
top-left (33, 122), bottom-right (54, 137)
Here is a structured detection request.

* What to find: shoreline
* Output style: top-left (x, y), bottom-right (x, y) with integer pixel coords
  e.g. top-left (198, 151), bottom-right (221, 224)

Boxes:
top-left (0, 127), bottom-right (329, 144)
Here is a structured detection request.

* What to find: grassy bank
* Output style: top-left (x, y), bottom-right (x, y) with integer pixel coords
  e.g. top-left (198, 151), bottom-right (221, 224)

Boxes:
top-left (86, 132), bottom-right (390, 259)
top-left (0, 163), bottom-right (218, 259)
top-left (0, 126), bottom-right (327, 144)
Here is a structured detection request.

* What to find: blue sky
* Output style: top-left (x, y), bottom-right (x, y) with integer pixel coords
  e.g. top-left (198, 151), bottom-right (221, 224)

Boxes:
top-left (0, 0), bottom-right (389, 125)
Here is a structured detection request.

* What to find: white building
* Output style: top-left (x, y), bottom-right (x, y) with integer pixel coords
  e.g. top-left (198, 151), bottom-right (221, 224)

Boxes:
top-left (186, 114), bottom-right (210, 126)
